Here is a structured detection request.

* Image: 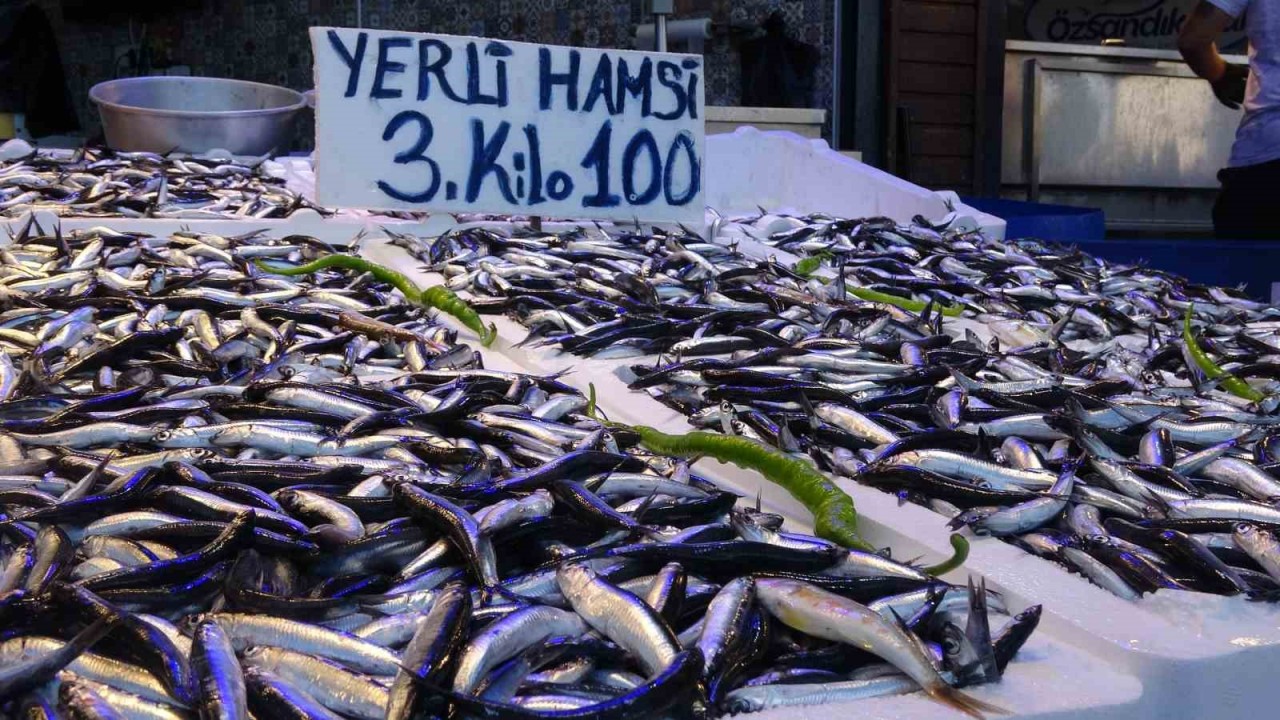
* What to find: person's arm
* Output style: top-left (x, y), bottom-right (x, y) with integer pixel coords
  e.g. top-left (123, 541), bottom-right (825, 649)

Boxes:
top-left (1178, 0), bottom-right (1248, 108)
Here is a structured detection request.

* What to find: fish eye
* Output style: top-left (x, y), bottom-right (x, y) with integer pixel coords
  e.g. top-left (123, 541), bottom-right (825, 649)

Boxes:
top-left (154, 430), bottom-right (171, 441)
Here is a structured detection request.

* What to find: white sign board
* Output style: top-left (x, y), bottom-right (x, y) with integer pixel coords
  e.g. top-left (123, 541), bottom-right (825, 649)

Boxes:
top-left (310, 27), bottom-right (705, 223)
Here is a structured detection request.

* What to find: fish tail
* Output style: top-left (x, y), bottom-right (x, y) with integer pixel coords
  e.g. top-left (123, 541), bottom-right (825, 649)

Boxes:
top-left (927, 685), bottom-right (1008, 719)
top-left (484, 584), bottom-right (527, 607)
top-left (68, 616), bottom-right (117, 652)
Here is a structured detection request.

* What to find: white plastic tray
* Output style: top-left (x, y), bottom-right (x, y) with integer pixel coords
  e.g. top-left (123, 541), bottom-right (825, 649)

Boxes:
top-left (705, 129), bottom-right (1008, 240)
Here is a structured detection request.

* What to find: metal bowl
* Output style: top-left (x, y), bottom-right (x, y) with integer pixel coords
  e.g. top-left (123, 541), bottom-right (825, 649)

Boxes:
top-left (89, 76), bottom-right (306, 156)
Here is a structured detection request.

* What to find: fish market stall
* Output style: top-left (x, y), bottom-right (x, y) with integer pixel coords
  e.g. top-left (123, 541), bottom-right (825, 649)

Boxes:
top-left (2, 17), bottom-right (1280, 720)
top-left (0, 154), bottom-right (1243, 720)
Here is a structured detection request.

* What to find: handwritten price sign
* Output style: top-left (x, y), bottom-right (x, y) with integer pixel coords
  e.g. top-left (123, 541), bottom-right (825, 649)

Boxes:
top-left (310, 27), bottom-right (705, 223)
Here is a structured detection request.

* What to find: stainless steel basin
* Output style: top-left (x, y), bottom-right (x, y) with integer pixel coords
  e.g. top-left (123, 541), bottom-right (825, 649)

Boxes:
top-left (89, 76), bottom-right (306, 156)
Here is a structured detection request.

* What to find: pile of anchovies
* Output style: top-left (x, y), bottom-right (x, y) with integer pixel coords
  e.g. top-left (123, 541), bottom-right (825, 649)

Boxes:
top-left (401, 213), bottom-right (1280, 605)
top-left (0, 147), bottom-right (324, 219)
top-left (0, 224), bottom-right (1035, 719)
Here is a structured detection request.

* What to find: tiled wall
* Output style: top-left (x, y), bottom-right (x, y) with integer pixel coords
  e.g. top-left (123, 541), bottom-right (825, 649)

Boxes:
top-left (37, 0), bottom-right (834, 150)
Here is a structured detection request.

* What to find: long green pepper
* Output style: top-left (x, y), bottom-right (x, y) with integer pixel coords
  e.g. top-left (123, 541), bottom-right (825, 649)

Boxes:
top-left (256, 254), bottom-right (496, 346)
top-left (586, 385), bottom-right (969, 569)
top-left (417, 285), bottom-right (497, 347)
top-left (1182, 305), bottom-right (1263, 402)
top-left (791, 255), bottom-right (963, 316)
top-left (256, 254), bottom-right (420, 299)
top-left (845, 285), bottom-right (964, 317)
top-left (923, 534), bottom-right (970, 576)
top-left (628, 425), bottom-right (876, 551)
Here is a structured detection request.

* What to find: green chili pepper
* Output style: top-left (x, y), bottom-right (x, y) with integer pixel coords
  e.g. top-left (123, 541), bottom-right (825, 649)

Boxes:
top-left (1183, 305), bottom-right (1263, 402)
top-left (584, 385), bottom-right (969, 570)
top-left (793, 256), bottom-right (824, 278)
top-left (923, 534), bottom-right (970, 576)
top-left (793, 251), bottom-right (835, 278)
top-left (586, 381), bottom-right (599, 420)
top-left (845, 285), bottom-right (965, 317)
top-left (256, 254), bottom-right (496, 346)
top-left (419, 285), bottom-right (497, 347)
top-left (627, 425), bottom-right (875, 551)
top-left (255, 255), bottom-right (423, 302)
top-left (583, 385), bottom-right (870, 547)
top-left (791, 253), bottom-right (961, 315)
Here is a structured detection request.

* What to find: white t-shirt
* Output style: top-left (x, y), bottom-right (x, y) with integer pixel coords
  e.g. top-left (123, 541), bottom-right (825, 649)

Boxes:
top-left (1209, 0), bottom-right (1280, 166)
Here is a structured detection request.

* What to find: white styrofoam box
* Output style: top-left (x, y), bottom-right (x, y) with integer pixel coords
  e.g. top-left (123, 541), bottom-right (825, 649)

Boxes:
top-left (0, 138), bottom-right (36, 161)
top-left (4, 143), bottom-right (996, 244)
top-left (836, 481), bottom-right (1280, 720)
top-left (361, 236), bottom-right (1144, 720)
top-left (704, 129), bottom-right (1004, 238)
top-left (706, 128), bottom-right (946, 224)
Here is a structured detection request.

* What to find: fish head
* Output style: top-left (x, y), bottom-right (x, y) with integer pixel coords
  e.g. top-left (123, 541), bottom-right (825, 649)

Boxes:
top-left (940, 621), bottom-right (974, 667)
top-left (1014, 605), bottom-right (1043, 625)
top-left (1235, 522), bottom-right (1259, 538)
top-left (554, 561), bottom-right (598, 597)
top-left (1259, 394), bottom-right (1280, 415)
top-left (1078, 534), bottom-right (1116, 554)
top-left (723, 693), bottom-right (767, 715)
top-left (947, 507), bottom-right (997, 533)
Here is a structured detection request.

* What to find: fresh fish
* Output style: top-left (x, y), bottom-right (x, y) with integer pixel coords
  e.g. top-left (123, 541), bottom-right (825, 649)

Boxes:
top-left (204, 613), bottom-right (400, 675)
top-left (191, 621), bottom-right (248, 720)
top-left (0, 618), bottom-right (113, 701)
top-left (755, 578), bottom-right (1004, 719)
top-left (243, 666), bottom-right (344, 720)
top-left (386, 581), bottom-right (471, 720)
top-left (242, 647), bottom-right (388, 720)
top-left (1233, 524), bottom-right (1280, 584)
top-left (452, 605), bottom-right (588, 694)
top-left (557, 563), bottom-right (681, 678)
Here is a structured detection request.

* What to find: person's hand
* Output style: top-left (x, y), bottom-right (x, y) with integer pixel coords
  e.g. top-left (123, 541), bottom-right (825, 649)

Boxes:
top-left (1212, 62), bottom-right (1249, 109)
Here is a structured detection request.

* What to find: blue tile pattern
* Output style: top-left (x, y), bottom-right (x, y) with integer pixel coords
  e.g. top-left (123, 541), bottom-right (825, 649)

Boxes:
top-left (36, 0), bottom-right (833, 149)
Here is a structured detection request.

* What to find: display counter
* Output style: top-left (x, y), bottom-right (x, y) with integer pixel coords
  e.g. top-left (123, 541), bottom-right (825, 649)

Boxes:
top-left (1002, 40), bottom-right (1246, 233)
